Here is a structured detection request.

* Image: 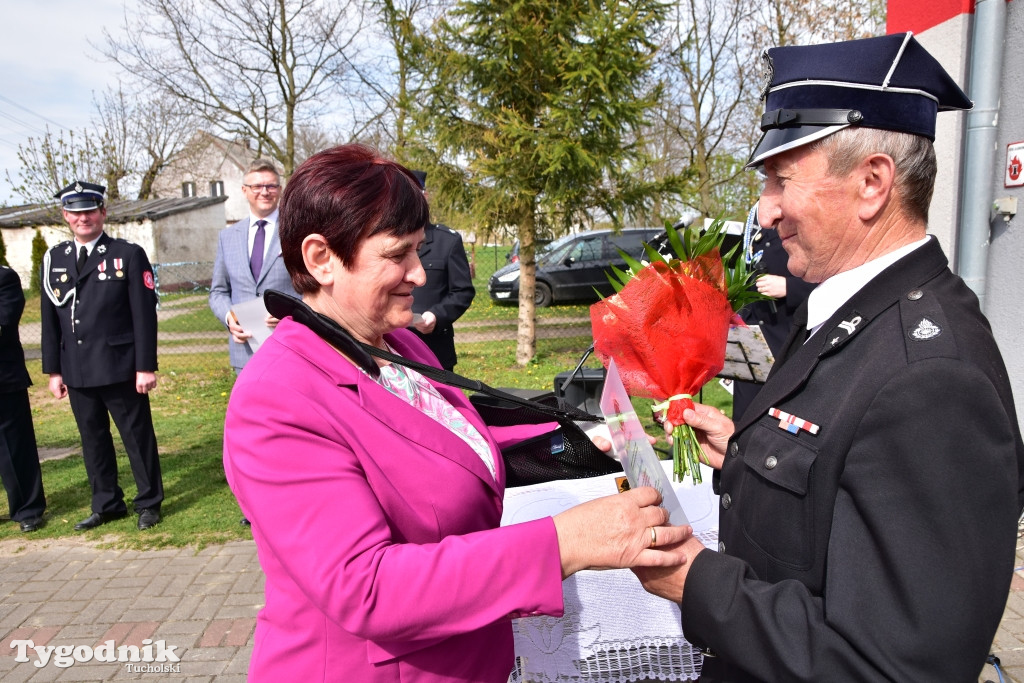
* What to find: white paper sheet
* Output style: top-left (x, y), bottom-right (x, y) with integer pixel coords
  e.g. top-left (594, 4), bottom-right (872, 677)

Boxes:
top-left (599, 359), bottom-right (688, 526)
top-left (231, 296), bottom-right (273, 352)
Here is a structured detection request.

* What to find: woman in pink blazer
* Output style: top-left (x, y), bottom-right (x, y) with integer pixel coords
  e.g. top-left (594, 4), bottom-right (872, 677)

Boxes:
top-left (223, 145), bottom-right (690, 682)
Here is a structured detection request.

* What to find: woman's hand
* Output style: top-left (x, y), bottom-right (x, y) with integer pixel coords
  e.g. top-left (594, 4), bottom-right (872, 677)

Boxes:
top-left (756, 273), bottom-right (787, 299)
top-left (553, 486), bottom-right (693, 579)
top-left (663, 402), bottom-right (734, 471)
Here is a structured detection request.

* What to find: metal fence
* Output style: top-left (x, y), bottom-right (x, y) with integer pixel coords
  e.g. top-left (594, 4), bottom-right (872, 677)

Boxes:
top-left (150, 259), bottom-right (596, 374)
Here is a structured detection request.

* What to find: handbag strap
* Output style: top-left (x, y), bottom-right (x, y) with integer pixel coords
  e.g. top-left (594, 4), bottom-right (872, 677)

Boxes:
top-left (264, 289), bottom-right (604, 424)
top-left (359, 342), bottom-right (604, 423)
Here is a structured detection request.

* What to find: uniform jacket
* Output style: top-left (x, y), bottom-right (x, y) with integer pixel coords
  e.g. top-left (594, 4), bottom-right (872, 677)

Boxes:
top-left (0, 266), bottom-right (31, 392)
top-left (411, 223), bottom-right (475, 369)
top-left (681, 238), bottom-right (1024, 682)
top-left (40, 233), bottom-right (158, 388)
top-left (223, 320), bottom-right (564, 682)
top-left (208, 217), bottom-right (298, 369)
top-left (733, 229), bottom-right (816, 421)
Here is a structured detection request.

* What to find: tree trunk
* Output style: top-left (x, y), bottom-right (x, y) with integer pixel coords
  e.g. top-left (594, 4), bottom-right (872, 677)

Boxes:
top-left (515, 208), bottom-right (538, 365)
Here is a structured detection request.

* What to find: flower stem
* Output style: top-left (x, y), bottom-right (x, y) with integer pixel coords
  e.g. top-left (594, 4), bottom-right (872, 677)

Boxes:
top-left (672, 423), bottom-right (704, 485)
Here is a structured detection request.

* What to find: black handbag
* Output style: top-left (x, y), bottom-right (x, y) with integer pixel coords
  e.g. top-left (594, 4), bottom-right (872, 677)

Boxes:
top-left (467, 392), bottom-right (622, 487)
top-left (264, 290), bottom-right (623, 488)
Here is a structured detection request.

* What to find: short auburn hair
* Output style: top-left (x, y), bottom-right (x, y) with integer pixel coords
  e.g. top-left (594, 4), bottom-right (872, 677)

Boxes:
top-left (278, 144), bottom-right (429, 294)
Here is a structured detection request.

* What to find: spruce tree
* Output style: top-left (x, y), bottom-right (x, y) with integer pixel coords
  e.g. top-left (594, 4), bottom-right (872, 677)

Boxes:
top-left (29, 229), bottom-right (47, 294)
top-left (413, 0), bottom-right (684, 363)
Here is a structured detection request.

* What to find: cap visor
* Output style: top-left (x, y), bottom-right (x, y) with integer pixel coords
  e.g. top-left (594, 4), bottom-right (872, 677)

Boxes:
top-left (745, 124), bottom-right (850, 168)
top-left (61, 200), bottom-right (103, 212)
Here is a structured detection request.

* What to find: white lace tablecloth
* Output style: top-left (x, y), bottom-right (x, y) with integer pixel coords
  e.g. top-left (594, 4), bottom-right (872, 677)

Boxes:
top-left (502, 461), bottom-right (719, 682)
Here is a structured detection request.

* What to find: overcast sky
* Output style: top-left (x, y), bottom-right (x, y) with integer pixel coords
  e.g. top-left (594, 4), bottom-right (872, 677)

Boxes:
top-left (0, 0), bottom-right (127, 205)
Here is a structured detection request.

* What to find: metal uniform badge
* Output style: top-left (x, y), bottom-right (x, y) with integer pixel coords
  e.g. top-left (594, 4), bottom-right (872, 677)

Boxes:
top-left (759, 49), bottom-right (775, 101)
top-left (97, 260), bottom-right (107, 280)
top-left (114, 258), bottom-right (124, 278)
top-left (910, 317), bottom-right (941, 340)
top-left (97, 244), bottom-right (106, 254)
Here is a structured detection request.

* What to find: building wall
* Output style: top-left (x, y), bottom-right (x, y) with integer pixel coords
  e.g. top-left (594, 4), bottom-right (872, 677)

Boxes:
top-left (985, 0), bottom-right (1024, 419)
top-left (0, 201), bottom-right (225, 290)
top-left (913, 18), bottom-right (973, 261)
top-left (151, 202), bottom-right (224, 265)
top-left (891, 0), bottom-right (1024, 426)
top-left (0, 225), bottom-right (71, 286)
top-left (150, 134), bottom-right (253, 225)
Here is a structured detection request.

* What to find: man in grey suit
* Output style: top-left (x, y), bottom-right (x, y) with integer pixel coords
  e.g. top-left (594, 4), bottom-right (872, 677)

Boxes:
top-left (210, 159), bottom-right (301, 373)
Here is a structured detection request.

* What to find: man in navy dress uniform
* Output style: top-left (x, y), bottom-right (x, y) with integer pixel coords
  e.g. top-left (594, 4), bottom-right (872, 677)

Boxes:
top-left (41, 181), bottom-right (164, 531)
top-left (634, 34), bottom-right (1024, 681)
top-left (0, 265), bottom-right (46, 532)
top-left (408, 170), bottom-right (475, 371)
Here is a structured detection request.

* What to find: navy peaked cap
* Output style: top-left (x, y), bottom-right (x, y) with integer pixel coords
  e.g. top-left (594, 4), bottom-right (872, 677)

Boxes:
top-left (411, 170), bottom-right (427, 189)
top-left (54, 180), bottom-right (106, 211)
top-left (747, 32), bottom-right (972, 167)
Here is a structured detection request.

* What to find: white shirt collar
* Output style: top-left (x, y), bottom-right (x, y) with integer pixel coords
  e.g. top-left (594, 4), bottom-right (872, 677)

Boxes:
top-left (74, 234), bottom-right (103, 254)
top-left (249, 208), bottom-right (279, 231)
top-left (806, 236), bottom-right (931, 335)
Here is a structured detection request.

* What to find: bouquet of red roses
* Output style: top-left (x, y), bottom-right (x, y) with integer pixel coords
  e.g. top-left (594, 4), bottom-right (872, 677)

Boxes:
top-left (590, 219), bottom-right (763, 483)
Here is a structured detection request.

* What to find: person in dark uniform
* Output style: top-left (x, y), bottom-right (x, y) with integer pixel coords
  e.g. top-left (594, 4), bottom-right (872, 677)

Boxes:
top-left (41, 181), bottom-right (164, 531)
top-left (633, 34), bottom-right (1024, 681)
top-left (731, 203), bottom-right (815, 421)
top-left (0, 265), bottom-right (46, 532)
top-left (408, 170), bottom-right (475, 371)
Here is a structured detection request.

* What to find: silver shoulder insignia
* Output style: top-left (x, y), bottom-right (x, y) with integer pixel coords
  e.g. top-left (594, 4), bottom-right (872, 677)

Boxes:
top-left (911, 317), bottom-right (941, 340)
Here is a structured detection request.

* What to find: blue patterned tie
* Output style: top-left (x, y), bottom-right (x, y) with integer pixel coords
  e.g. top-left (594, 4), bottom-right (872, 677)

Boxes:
top-left (250, 220), bottom-right (266, 280)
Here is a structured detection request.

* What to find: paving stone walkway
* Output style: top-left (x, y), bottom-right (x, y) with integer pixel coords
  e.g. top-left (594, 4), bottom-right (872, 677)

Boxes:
top-left (0, 535), bottom-right (1021, 681)
top-left (0, 540), bottom-right (261, 681)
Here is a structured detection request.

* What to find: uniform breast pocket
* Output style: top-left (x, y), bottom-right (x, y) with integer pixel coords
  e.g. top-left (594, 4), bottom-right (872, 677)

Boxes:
top-left (107, 333), bottom-right (134, 347)
top-left (736, 421), bottom-right (819, 570)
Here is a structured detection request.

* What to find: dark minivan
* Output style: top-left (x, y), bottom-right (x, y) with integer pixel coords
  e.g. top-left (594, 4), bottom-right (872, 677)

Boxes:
top-left (488, 228), bottom-right (663, 307)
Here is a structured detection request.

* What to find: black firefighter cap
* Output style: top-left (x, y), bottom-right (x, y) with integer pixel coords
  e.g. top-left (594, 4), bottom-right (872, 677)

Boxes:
top-left (747, 32), bottom-right (973, 168)
top-left (54, 180), bottom-right (106, 212)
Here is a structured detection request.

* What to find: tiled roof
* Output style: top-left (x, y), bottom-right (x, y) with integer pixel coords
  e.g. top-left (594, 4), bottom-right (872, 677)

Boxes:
top-left (0, 195), bottom-right (227, 229)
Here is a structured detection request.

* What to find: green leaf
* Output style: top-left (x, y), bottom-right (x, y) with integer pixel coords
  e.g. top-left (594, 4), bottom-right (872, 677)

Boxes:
top-left (642, 241), bottom-right (667, 265)
top-left (615, 247), bottom-right (646, 278)
top-left (608, 263), bottom-right (632, 287)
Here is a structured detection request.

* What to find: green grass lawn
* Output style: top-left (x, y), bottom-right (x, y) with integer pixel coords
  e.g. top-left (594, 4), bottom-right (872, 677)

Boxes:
top-left (4, 354), bottom-right (245, 550)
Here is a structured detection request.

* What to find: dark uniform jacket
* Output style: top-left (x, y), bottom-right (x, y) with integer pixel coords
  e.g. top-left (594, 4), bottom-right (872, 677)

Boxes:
top-left (41, 233), bottom-right (158, 388)
top-left (681, 238), bottom-right (1024, 682)
top-left (734, 228), bottom-right (816, 420)
top-left (411, 223), bottom-right (475, 369)
top-left (0, 266), bottom-right (31, 392)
